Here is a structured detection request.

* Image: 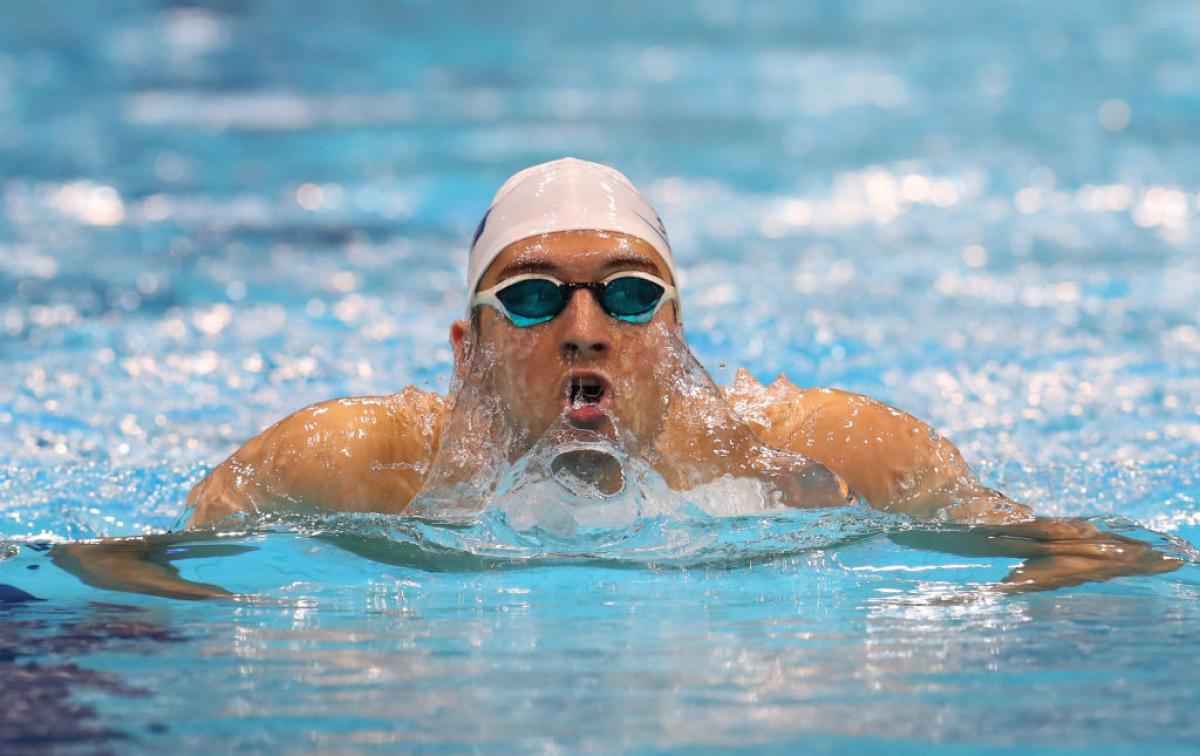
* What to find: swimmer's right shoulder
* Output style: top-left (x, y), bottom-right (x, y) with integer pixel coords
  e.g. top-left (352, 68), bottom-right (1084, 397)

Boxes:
top-left (298, 387), bottom-right (448, 441)
top-left (187, 387), bottom-right (449, 526)
top-left (270, 388), bottom-right (448, 472)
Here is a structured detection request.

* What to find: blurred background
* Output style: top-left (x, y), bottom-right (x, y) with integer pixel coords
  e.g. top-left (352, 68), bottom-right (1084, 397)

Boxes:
top-left (1, 0), bottom-right (1197, 540)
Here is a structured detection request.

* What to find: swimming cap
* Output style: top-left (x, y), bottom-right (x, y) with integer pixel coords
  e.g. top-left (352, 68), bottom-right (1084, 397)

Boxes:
top-left (466, 157), bottom-right (676, 309)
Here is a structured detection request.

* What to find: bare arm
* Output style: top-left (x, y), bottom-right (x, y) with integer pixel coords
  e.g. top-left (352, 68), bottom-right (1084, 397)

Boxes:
top-left (888, 518), bottom-right (1181, 593)
top-left (728, 371), bottom-right (1181, 592)
top-left (51, 535), bottom-right (246, 600)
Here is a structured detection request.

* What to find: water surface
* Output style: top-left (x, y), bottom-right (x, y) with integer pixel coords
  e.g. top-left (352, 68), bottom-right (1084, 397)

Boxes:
top-left (2, 0), bottom-right (1199, 752)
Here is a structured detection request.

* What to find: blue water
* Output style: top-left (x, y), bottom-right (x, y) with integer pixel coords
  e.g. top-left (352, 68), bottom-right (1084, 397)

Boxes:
top-left (2, 0), bottom-right (1200, 752)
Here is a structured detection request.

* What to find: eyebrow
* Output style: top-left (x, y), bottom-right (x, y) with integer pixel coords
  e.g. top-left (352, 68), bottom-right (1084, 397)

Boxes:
top-left (494, 259), bottom-right (562, 279)
top-left (494, 254), bottom-right (664, 281)
top-left (599, 254), bottom-right (662, 275)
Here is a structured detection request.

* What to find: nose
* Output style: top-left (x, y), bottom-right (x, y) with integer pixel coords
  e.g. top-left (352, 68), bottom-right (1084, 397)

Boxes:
top-left (558, 288), bottom-right (611, 360)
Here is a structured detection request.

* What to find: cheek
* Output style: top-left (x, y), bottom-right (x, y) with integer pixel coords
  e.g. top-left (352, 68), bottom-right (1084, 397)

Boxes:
top-left (614, 329), bottom-right (671, 376)
top-left (609, 332), bottom-right (674, 408)
top-left (486, 330), bottom-right (562, 401)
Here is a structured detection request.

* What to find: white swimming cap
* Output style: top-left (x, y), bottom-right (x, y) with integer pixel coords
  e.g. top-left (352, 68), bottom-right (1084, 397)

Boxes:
top-left (466, 157), bottom-right (676, 308)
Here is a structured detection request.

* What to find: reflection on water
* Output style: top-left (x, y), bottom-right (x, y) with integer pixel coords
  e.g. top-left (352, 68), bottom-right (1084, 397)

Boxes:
top-left (44, 555), bottom-right (1189, 750)
top-left (3, 517), bottom-right (1199, 750)
top-left (0, 602), bottom-right (181, 748)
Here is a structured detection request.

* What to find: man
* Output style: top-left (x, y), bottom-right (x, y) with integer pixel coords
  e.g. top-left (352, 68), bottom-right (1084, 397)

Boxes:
top-left (60, 158), bottom-right (1178, 597)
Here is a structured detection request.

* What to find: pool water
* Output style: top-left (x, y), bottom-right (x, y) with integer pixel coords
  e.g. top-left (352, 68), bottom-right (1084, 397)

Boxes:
top-left (3, 0), bottom-right (1200, 752)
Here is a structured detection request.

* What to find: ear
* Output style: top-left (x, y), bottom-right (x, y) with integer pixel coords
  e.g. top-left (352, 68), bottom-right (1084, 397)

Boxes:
top-left (449, 318), bottom-right (471, 380)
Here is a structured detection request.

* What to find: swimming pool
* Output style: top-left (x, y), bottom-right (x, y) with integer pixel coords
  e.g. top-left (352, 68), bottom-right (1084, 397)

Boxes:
top-left (2, 0), bottom-right (1199, 751)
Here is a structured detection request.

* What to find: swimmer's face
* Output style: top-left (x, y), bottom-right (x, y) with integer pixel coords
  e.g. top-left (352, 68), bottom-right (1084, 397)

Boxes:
top-left (450, 230), bottom-right (681, 448)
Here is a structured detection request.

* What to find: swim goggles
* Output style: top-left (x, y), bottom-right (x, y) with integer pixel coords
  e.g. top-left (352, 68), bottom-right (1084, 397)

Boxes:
top-left (472, 271), bottom-right (677, 327)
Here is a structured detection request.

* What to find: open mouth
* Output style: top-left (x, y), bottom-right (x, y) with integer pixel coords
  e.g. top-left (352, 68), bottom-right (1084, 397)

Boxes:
top-left (562, 372), bottom-right (613, 426)
top-left (569, 376), bottom-right (606, 404)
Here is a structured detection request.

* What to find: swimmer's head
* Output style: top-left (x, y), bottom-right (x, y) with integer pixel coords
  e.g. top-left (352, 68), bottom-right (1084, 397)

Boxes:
top-left (450, 158), bottom-right (684, 446)
top-left (464, 157), bottom-right (678, 306)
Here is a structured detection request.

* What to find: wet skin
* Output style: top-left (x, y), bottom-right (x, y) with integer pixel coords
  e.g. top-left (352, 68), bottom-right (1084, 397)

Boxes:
top-left (459, 230), bottom-right (681, 447)
top-left (56, 231), bottom-right (1181, 597)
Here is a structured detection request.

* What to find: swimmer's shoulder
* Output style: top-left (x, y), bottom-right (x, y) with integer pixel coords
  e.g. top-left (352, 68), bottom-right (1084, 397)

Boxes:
top-left (720, 369), bottom-right (980, 511)
top-left (297, 387), bottom-right (448, 467)
top-left (187, 387), bottom-right (448, 526)
top-left (315, 387), bottom-right (448, 443)
top-left (720, 368), bottom-right (864, 442)
top-left (266, 387), bottom-right (450, 496)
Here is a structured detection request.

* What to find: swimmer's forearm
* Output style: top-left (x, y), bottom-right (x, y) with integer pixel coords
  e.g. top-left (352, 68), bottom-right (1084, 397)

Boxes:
top-left (51, 538), bottom-right (235, 600)
top-left (996, 551), bottom-right (1180, 593)
top-left (986, 518), bottom-right (1181, 592)
top-left (889, 518), bottom-right (1182, 593)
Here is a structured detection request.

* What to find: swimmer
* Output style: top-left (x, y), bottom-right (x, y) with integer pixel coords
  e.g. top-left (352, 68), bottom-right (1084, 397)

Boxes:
top-left (57, 158), bottom-right (1180, 598)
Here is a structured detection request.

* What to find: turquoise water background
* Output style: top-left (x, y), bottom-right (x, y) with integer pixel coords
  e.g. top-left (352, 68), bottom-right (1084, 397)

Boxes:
top-left (2, 1), bottom-right (1199, 751)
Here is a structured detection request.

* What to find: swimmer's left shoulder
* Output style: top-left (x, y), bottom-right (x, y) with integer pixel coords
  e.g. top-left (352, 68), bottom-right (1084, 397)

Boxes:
top-left (723, 369), bottom-right (915, 423)
top-left (721, 372), bottom-right (929, 458)
top-left (720, 369), bottom-right (839, 438)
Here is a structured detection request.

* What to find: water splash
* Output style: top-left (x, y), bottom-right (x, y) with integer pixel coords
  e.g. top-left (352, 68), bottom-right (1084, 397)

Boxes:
top-left (409, 319), bottom-right (849, 530)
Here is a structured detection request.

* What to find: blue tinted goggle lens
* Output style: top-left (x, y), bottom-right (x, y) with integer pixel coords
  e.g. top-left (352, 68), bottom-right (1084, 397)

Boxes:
top-left (602, 277), bottom-right (664, 321)
top-left (493, 276), bottom-right (667, 327)
top-left (494, 279), bottom-right (565, 326)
